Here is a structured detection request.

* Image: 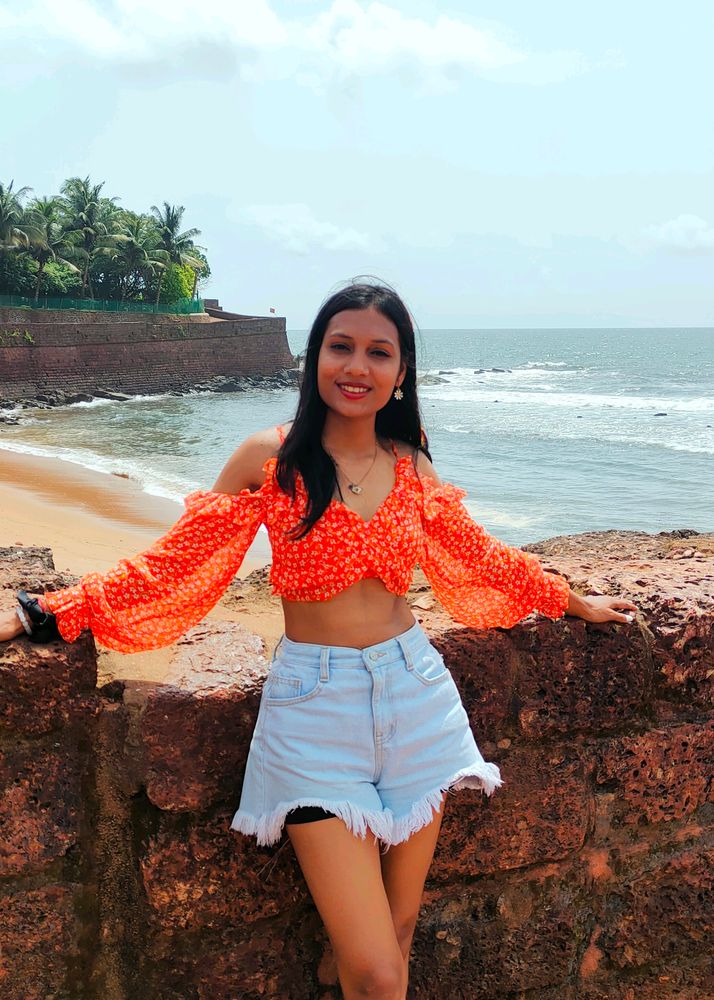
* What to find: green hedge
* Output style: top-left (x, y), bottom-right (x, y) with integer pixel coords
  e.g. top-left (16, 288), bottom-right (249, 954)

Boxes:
top-left (0, 293), bottom-right (204, 315)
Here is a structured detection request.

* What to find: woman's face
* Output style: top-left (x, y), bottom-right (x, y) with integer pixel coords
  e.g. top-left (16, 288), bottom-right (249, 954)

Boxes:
top-left (316, 307), bottom-right (406, 418)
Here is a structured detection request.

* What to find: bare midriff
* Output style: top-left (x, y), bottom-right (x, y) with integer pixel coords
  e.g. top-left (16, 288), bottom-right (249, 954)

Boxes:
top-left (281, 577), bottom-right (416, 649)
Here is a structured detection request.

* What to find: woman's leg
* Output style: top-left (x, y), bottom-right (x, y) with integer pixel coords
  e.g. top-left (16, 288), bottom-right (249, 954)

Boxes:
top-left (287, 817), bottom-right (405, 999)
top-left (379, 795), bottom-right (446, 994)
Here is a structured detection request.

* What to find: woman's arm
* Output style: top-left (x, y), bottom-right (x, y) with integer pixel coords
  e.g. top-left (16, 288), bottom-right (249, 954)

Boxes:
top-left (1, 428), bottom-right (281, 650)
top-left (414, 451), bottom-right (637, 627)
top-left (1, 609), bottom-right (26, 641)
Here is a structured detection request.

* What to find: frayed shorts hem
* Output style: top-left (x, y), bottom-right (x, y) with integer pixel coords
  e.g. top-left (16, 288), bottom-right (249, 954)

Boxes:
top-left (230, 761), bottom-right (503, 848)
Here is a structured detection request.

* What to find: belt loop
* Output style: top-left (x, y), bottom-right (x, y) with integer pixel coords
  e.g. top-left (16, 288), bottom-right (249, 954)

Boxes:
top-left (319, 646), bottom-right (330, 682)
top-left (396, 633), bottom-right (414, 671)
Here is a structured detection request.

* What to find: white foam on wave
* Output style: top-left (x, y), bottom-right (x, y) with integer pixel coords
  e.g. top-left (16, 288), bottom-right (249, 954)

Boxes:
top-left (20, 390), bottom-right (190, 413)
top-left (0, 404), bottom-right (25, 419)
top-left (555, 430), bottom-right (714, 456)
top-left (421, 386), bottom-right (714, 412)
top-left (0, 439), bottom-right (273, 543)
top-left (520, 361), bottom-right (569, 369)
top-left (123, 391), bottom-right (195, 405)
top-left (0, 440), bottom-right (193, 504)
top-left (461, 497), bottom-right (544, 530)
top-left (440, 421), bottom-right (713, 455)
top-left (422, 365), bottom-right (581, 382)
top-left (64, 397), bottom-right (115, 409)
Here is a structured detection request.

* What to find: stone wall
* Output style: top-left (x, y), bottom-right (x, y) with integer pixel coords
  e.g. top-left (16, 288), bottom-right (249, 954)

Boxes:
top-left (0, 307), bottom-right (293, 400)
top-left (0, 529), bottom-right (712, 999)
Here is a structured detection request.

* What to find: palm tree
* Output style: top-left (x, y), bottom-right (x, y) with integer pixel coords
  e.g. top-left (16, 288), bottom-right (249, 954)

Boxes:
top-left (149, 202), bottom-right (203, 304)
top-left (0, 180), bottom-right (42, 250)
top-left (60, 176), bottom-right (118, 298)
top-left (25, 197), bottom-right (81, 300)
top-left (109, 212), bottom-right (169, 301)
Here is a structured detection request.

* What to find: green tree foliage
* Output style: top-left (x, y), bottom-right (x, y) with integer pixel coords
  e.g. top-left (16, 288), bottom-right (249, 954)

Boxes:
top-left (0, 181), bottom-right (42, 249)
top-left (25, 196), bottom-right (81, 299)
top-left (0, 252), bottom-right (38, 296)
top-left (42, 260), bottom-right (82, 296)
top-left (159, 262), bottom-right (194, 303)
top-left (149, 202), bottom-right (204, 304)
top-left (0, 177), bottom-right (208, 304)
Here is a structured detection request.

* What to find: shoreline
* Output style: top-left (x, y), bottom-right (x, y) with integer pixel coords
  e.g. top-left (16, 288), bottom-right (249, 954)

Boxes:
top-left (0, 448), bottom-right (272, 578)
top-left (0, 449), bottom-right (280, 687)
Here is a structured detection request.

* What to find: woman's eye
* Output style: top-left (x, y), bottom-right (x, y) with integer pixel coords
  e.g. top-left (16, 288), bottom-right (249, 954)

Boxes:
top-left (330, 343), bottom-right (349, 351)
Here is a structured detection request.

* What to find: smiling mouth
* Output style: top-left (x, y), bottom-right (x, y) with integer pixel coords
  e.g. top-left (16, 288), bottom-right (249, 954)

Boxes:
top-left (338, 384), bottom-right (371, 397)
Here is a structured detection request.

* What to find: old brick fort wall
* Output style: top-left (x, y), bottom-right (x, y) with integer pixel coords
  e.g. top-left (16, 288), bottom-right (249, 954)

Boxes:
top-left (0, 307), bottom-right (294, 400)
top-left (0, 529), bottom-right (712, 999)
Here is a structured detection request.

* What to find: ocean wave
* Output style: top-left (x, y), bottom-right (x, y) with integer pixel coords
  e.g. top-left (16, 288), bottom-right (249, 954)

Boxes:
top-left (23, 390), bottom-right (187, 413)
top-left (462, 501), bottom-right (544, 530)
top-left (420, 386), bottom-right (714, 412)
top-left (519, 361), bottom-right (570, 369)
top-left (422, 365), bottom-right (576, 378)
top-left (0, 440), bottom-right (194, 504)
top-left (63, 397), bottom-right (116, 409)
top-left (438, 422), bottom-right (713, 455)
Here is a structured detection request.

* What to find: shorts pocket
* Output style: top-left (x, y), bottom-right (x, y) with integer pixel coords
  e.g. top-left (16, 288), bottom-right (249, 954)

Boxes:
top-left (263, 664), bottom-right (323, 706)
top-left (409, 648), bottom-right (451, 687)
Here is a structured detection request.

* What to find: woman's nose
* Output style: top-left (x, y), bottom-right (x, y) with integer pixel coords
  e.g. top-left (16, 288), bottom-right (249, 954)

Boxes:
top-left (344, 353), bottom-right (369, 374)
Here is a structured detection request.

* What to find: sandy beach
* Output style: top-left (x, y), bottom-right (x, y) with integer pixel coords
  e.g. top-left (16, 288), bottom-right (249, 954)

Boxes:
top-left (0, 449), bottom-right (280, 683)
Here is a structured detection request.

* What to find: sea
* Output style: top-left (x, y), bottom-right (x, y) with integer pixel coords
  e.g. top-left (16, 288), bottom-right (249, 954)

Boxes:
top-left (1, 327), bottom-right (712, 547)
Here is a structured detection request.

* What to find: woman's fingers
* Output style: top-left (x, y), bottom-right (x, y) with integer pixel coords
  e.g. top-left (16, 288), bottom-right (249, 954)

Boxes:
top-left (585, 596), bottom-right (638, 623)
top-left (609, 599), bottom-right (636, 622)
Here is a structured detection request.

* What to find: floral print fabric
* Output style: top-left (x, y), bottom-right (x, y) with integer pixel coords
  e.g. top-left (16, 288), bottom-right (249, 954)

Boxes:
top-left (44, 437), bottom-right (570, 651)
top-left (43, 485), bottom-right (267, 651)
top-left (418, 476), bottom-right (570, 629)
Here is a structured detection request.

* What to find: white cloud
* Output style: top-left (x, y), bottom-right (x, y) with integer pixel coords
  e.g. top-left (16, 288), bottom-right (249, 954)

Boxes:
top-left (644, 214), bottom-right (714, 253)
top-left (0, 0), bottom-right (588, 89)
top-left (301, 1), bottom-right (522, 75)
top-left (241, 203), bottom-right (382, 254)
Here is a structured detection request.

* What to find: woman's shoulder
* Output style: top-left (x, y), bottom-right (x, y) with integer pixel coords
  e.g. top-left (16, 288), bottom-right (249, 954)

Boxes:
top-left (212, 423), bottom-right (290, 494)
top-left (249, 422), bottom-right (293, 457)
top-left (391, 439), bottom-right (442, 485)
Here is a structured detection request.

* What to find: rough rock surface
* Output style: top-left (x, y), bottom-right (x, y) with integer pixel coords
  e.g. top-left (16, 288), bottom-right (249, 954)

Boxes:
top-left (0, 528), bottom-right (711, 998)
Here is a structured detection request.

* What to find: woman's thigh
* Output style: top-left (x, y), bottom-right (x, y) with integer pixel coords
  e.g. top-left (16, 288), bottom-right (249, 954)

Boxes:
top-left (380, 794), bottom-right (446, 954)
top-left (287, 817), bottom-right (403, 974)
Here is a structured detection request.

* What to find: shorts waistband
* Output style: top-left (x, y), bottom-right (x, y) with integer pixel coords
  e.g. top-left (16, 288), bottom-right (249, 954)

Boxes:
top-left (273, 620), bottom-right (428, 671)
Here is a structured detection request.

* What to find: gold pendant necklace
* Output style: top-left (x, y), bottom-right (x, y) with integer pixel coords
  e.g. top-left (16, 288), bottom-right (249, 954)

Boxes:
top-left (331, 444), bottom-right (379, 495)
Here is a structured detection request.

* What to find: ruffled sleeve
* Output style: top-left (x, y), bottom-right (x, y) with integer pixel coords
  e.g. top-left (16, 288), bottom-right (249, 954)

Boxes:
top-left (42, 485), bottom-right (266, 653)
top-left (418, 476), bottom-right (570, 629)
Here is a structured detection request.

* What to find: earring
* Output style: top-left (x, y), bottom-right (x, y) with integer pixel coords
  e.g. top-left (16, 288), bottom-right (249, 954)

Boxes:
top-left (393, 386), bottom-right (404, 401)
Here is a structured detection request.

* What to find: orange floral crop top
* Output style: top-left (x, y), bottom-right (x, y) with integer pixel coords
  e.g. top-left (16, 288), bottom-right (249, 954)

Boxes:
top-left (43, 427), bottom-right (570, 652)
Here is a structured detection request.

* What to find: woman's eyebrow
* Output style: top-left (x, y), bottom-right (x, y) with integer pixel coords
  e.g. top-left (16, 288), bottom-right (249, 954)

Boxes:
top-left (327, 332), bottom-right (395, 346)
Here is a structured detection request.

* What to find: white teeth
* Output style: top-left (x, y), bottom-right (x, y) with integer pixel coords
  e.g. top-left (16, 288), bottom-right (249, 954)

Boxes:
top-left (340, 385), bottom-right (369, 393)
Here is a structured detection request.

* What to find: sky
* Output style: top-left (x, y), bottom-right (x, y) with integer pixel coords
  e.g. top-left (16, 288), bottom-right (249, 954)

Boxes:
top-left (2, 1), bottom-right (714, 328)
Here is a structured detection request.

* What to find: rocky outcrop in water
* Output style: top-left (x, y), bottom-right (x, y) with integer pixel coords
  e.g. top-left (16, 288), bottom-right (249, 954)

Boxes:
top-left (0, 528), bottom-right (712, 998)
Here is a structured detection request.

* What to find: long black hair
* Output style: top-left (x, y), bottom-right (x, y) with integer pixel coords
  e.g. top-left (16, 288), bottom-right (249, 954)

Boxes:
top-left (276, 280), bottom-right (431, 539)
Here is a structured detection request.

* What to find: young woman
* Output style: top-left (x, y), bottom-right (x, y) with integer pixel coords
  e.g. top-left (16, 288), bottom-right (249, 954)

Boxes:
top-left (2, 282), bottom-right (637, 1000)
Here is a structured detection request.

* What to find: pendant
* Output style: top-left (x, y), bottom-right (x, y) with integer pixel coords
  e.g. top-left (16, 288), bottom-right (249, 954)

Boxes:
top-left (348, 483), bottom-right (363, 495)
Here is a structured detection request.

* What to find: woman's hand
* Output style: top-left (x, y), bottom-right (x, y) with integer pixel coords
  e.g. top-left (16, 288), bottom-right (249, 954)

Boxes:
top-left (0, 608), bottom-right (26, 642)
top-left (567, 589), bottom-right (638, 624)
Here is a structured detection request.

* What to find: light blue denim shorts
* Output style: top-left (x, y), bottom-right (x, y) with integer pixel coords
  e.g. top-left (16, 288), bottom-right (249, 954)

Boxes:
top-left (230, 620), bottom-right (503, 847)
